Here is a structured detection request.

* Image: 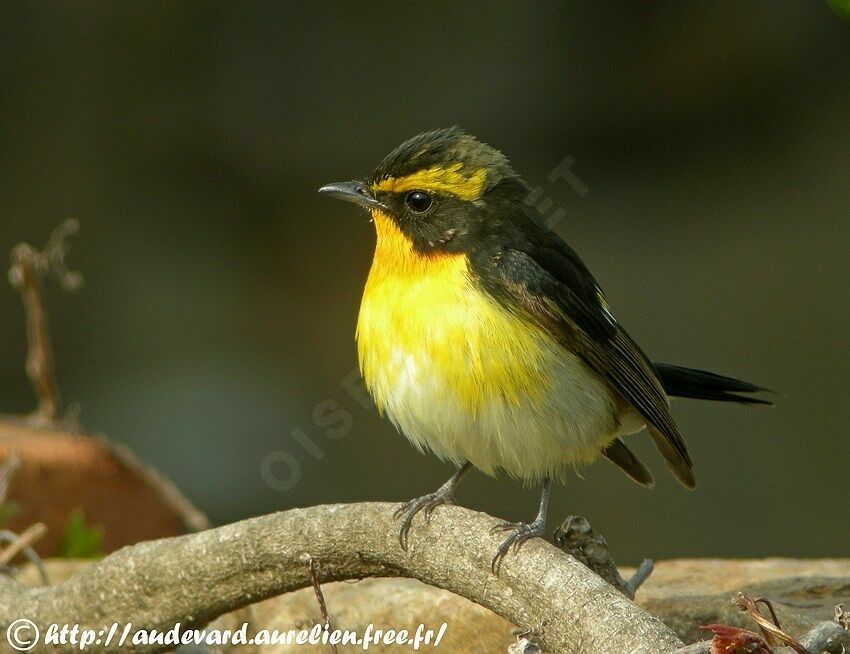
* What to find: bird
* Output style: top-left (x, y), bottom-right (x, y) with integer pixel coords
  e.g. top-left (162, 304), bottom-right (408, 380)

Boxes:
top-left (318, 127), bottom-right (770, 572)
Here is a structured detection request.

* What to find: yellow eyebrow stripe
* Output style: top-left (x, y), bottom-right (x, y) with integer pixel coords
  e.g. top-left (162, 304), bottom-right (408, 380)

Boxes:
top-left (371, 163), bottom-right (487, 200)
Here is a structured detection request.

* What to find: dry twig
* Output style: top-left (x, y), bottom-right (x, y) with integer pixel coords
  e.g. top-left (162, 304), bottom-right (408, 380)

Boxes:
top-left (676, 597), bottom-right (850, 654)
top-left (0, 455), bottom-right (20, 508)
top-left (301, 554), bottom-right (338, 654)
top-left (8, 219), bottom-right (83, 426)
top-left (0, 523), bottom-right (47, 567)
top-left (735, 593), bottom-right (807, 652)
top-left (0, 455), bottom-right (49, 585)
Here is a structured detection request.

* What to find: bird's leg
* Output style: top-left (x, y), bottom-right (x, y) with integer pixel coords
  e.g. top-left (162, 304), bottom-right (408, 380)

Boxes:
top-left (394, 462), bottom-right (472, 550)
top-left (490, 477), bottom-right (551, 574)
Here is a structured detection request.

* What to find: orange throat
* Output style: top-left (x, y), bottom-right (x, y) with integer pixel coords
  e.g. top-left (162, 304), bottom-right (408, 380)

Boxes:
top-left (366, 210), bottom-right (462, 281)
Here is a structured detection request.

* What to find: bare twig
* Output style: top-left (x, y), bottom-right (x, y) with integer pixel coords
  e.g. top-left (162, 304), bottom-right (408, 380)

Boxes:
top-left (0, 523), bottom-right (46, 566)
top-left (301, 554), bottom-right (338, 654)
top-left (627, 558), bottom-right (656, 596)
top-left (0, 454), bottom-right (20, 507)
top-left (0, 455), bottom-right (48, 584)
top-left (103, 438), bottom-right (210, 532)
top-left (0, 502), bottom-right (683, 654)
top-left (8, 219), bottom-right (83, 426)
top-left (755, 597), bottom-right (783, 636)
top-left (553, 515), bottom-right (653, 599)
top-left (0, 452), bottom-right (49, 584)
top-left (836, 604), bottom-right (849, 631)
top-left (689, 597), bottom-right (850, 654)
top-left (671, 603), bottom-right (850, 654)
top-left (735, 593), bottom-right (807, 653)
top-left (0, 529), bottom-right (49, 585)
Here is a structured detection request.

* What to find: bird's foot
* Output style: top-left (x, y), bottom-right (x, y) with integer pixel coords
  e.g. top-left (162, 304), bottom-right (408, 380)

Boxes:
top-left (490, 516), bottom-right (546, 574)
top-left (393, 486), bottom-right (455, 550)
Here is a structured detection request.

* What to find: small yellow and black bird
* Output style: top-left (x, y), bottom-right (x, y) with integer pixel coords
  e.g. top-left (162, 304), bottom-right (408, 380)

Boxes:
top-left (319, 127), bottom-right (769, 572)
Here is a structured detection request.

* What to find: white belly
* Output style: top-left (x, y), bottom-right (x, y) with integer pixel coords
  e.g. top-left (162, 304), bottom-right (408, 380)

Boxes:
top-left (382, 344), bottom-right (620, 481)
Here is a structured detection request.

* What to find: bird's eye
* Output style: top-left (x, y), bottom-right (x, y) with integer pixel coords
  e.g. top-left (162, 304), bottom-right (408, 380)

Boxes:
top-left (404, 190), bottom-right (433, 213)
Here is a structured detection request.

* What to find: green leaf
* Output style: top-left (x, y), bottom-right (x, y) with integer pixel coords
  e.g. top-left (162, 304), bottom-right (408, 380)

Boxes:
top-left (0, 500), bottom-right (20, 527)
top-left (59, 509), bottom-right (103, 559)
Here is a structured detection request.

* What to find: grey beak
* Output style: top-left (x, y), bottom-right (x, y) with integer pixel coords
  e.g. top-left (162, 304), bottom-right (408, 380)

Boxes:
top-left (318, 180), bottom-right (388, 212)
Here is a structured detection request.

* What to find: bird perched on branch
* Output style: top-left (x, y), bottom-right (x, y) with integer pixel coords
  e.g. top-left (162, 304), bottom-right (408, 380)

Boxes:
top-left (319, 127), bottom-right (769, 572)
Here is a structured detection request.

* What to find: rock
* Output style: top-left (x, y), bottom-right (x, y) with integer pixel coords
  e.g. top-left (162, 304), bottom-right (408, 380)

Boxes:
top-left (240, 577), bottom-right (516, 653)
top-left (629, 558), bottom-right (850, 644)
top-left (0, 420), bottom-right (208, 556)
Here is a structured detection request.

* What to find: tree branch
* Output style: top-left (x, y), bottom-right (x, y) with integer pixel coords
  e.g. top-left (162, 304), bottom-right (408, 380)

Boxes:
top-left (0, 502), bottom-right (683, 654)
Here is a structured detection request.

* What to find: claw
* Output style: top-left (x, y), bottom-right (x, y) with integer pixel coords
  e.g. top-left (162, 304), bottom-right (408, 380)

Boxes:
top-left (394, 489), bottom-right (454, 550)
top-left (393, 464), bottom-right (472, 552)
top-left (392, 503), bottom-right (409, 521)
top-left (489, 521), bottom-right (520, 534)
top-left (490, 520), bottom-right (545, 574)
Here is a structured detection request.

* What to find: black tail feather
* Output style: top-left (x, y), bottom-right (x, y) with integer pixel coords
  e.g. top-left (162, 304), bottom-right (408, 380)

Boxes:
top-left (654, 363), bottom-right (773, 406)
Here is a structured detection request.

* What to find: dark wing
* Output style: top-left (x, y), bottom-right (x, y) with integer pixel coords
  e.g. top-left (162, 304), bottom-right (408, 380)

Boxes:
top-left (471, 234), bottom-right (695, 488)
top-left (603, 437), bottom-right (654, 487)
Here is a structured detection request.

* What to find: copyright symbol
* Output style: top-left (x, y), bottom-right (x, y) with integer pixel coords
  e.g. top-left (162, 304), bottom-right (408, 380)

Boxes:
top-left (6, 619), bottom-right (39, 651)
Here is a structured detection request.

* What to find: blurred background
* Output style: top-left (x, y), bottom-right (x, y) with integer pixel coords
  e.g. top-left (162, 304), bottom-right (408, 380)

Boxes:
top-left (0, 2), bottom-right (848, 563)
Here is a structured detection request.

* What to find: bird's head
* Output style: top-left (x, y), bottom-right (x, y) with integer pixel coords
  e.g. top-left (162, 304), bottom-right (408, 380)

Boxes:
top-left (319, 127), bottom-right (527, 254)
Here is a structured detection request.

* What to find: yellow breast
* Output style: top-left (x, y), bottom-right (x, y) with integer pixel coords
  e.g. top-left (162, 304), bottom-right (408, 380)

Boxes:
top-left (356, 212), bottom-right (551, 417)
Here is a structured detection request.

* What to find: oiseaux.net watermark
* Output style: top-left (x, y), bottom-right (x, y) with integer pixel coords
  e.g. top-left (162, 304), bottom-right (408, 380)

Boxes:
top-left (5, 619), bottom-right (448, 651)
